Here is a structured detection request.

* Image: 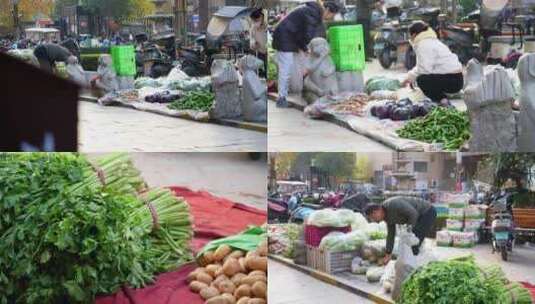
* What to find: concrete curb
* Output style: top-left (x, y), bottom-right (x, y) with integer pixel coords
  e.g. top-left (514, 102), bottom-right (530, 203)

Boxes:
top-left (269, 254), bottom-right (394, 304)
top-left (80, 95), bottom-right (267, 133)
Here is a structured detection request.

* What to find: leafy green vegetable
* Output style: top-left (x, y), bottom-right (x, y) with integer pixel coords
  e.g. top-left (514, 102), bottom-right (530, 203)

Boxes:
top-left (396, 107), bottom-right (471, 150)
top-left (0, 153), bottom-right (193, 303)
top-left (168, 90), bottom-right (215, 112)
top-left (399, 259), bottom-right (533, 304)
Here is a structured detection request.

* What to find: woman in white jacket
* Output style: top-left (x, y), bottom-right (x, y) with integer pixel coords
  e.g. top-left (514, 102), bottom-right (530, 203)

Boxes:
top-left (402, 21), bottom-right (463, 105)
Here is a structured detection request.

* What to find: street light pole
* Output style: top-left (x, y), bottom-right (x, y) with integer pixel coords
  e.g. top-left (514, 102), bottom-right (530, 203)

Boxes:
top-left (174, 0), bottom-right (187, 43)
top-left (12, 0), bottom-right (21, 40)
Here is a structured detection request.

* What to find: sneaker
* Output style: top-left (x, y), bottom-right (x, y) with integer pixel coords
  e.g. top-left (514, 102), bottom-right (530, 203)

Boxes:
top-left (276, 97), bottom-right (288, 108)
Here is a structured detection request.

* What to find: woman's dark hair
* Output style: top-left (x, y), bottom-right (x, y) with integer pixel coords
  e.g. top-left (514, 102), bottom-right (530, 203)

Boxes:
top-left (323, 1), bottom-right (341, 14)
top-left (409, 21), bottom-right (429, 36)
top-left (250, 8), bottom-right (264, 20)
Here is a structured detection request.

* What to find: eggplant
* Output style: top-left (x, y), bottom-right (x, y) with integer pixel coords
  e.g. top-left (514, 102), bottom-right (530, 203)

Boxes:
top-left (371, 105), bottom-right (378, 117)
top-left (375, 105), bottom-right (391, 119)
top-left (397, 98), bottom-right (413, 107)
top-left (391, 106), bottom-right (412, 121)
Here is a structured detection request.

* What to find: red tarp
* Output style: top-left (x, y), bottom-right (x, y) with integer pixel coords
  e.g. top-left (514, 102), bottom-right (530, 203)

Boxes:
top-left (521, 282), bottom-right (535, 301)
top-left (96, 187), bottom-right (266, 304)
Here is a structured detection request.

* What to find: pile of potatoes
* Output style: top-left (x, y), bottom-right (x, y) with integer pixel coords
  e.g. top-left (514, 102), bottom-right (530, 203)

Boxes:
top-left (188, 240), bottom-right (268, 304)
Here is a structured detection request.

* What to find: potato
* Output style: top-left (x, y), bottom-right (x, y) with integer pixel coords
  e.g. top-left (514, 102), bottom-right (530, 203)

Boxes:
top-left (204, 251), bottom-right (215, 263)
top-left (236, 297), bottom-right (250, 304)
top-left (196, 272), bottom-right (214, 285)
top-left (245, 251), bottom-right (258, 259)
top-left (246, 256), bottom-right (267, 272)
top-left (207, 264), bottom-right (223, 278)
top-left (231, 273), bottom-right (247, 286)
top-left (189, 280), bottom-right (208, 293)
top-left (240, 275), bottom-right (266, 286)
top-left (256, 241), bottom-right (268, 257)
top-left (217, 280), bottom-right (236, 294)
top-left (205, 295), bottom-right (229, 304)
top-left (214, 274), bottom-right (230, 285)
top-left (238, 257), bottom-right (247, 272)
top-left (223, 258), bottom-right (241, 277)
top-left (248, 298), bottom-right (266, 304)
top-left (221, 293), bottom-right (237, 304)
top-left (251, 281), bottom-right (266, 299)
top-left (248, 271), bottom-right (266, 278)
top-left (200, 286), bottom-right (220, 300)
top-left (228, 250), bottom-right (244, 259)
top-left (187, 270), bottom-right (199, 283)
top-left (234, 284), bottom-right (251, 299)
top-left (214, 245), bottom-right (232, 261)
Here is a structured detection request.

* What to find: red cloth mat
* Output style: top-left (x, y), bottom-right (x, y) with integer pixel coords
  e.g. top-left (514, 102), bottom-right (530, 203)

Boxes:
top-left (521, 282), bottom-right (535, 300)
top-left (96, 187), bottom-right (266, 304)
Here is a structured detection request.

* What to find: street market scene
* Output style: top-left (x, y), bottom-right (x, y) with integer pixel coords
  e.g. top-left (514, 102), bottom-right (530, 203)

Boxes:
top-left (0, 152), bottom-right (268, 304)
top-left (1, 0), bottom-right (268, 152)
top-left (268, 152), bottom-right (535, 303)
top-left (267, 0), bottom-right (535, 152)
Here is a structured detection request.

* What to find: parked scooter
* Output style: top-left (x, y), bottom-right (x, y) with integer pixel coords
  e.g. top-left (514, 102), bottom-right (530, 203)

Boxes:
top-left (490, 193), bottom-right (514, 261)
top-left (437, 14), bottom-right (483, 64)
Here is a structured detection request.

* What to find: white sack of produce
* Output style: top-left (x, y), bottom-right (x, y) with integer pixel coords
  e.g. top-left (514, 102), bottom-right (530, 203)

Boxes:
top-left (351, 212), bottom-right (369, 231)
top-left (436, 230), bottom-right (452, 247)
top-left (167, 66), bottom-right (189, 82)
top-left (464, 219), bottom-right (484, 232)
top-left (366, 266), bottom-right (385, 283)
top-left (364, 222), bottom-right (388, 240)
top-left (319, 230), bottom-right (368, 252)
top-left (351, 258), bottom-right (371, 275)
top-left (448, 206), bottom-right (465, 219)
top-left (361, 238), bottom-right (400, 261)
top-left (307, 209), bottom-right (351, 227)
top-left (464, 205), bottom-right (484, 219)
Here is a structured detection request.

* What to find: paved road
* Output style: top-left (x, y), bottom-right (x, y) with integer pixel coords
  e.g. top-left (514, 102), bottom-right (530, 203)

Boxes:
top-left (269, 259), bottom-right (375, 304)
top-left (268, 101), bottom-right (392, 152)
top-left (79, 101), bottom-right (267, 152)
top-left (126, 153), bottom-right (267, 210)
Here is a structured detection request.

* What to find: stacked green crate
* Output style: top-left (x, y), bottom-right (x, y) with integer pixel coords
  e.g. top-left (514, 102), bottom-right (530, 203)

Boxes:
top-left (111, 45), bottom-right (136, 76)
top-left (327, 25), bottom-right (366, 71)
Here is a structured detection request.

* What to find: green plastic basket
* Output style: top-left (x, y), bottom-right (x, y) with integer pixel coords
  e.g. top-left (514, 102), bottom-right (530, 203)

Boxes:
top-left (328, 25), bottom-right (366, 71)
top-left (111, 45), bottom-right (136, 76)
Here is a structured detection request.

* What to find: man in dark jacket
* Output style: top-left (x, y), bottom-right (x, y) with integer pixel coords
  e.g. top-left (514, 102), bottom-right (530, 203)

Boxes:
top-left (34, 43), bottom-right (75, 73)
top-left (272, 1), bottom-right (340, 107)
top-left (364, 196), bottom-right (436, 263)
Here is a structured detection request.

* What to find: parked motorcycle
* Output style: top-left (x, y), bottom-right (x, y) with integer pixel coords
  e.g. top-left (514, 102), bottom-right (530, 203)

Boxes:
top-left (490, 193), bottom-right (514, 261)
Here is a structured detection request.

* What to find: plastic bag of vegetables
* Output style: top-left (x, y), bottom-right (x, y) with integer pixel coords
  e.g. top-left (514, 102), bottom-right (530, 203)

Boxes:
top-left (307, 209), bottom-right (346, 227)
top-left (319, 230), bottom-right (368, 252)
top-left (366, 76), bottom-right (401, 94)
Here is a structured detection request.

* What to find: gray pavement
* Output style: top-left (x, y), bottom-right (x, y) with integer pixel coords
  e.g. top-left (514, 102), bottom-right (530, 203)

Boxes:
top-left (269, 259), bottom-right (375, 304)
top-left (78, 101), bottom-right (267, 152)
top-left (128, 153), bottom-right (267, 210)
top-left (268, 101), bottom-right (392, 152)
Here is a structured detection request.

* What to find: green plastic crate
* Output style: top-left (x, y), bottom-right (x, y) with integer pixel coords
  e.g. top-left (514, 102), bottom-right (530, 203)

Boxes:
top-left (111, 45), bottom-right (136, 76)
top-left (328, 25), bottom-right (366, 71)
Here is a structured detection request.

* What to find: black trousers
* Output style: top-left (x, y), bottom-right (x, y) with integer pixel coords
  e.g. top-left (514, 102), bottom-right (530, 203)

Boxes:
top-left (416, 73), bottom-right (464, 102)
top-left (412, 206), bottom-right (437, 255)
top-left (255, 52), bottom-right (268, 79)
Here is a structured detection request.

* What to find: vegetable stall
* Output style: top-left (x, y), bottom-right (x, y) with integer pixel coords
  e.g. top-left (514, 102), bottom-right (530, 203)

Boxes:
top-left (0, 153), bottom-right (267, 304)
top-left (268, 196), bottom-right (535, 304)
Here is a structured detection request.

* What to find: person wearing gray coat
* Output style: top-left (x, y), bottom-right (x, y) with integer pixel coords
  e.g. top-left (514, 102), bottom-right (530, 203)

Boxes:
top-left (364, 196), bottom-right (436, 263)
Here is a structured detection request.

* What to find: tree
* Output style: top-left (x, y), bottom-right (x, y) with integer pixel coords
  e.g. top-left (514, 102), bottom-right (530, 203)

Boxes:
top-left (275, 153), bottom-right (297, 180)
top-left (485, 153), bottom-right (535, 189)
top-left (313, 153), bottom-right (356, 180)
top-left (0, 0), bottom-right (54, 27)
top-left (354, 155), bottom-right (373, 182)
top-left (129, 0), bottom-right (154, 19)
top-left (79, 0), bottom-right (134, 21)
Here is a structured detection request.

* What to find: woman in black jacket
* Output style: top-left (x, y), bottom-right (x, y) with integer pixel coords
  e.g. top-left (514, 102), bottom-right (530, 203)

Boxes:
top-left (272, 1), bottom-right (340, 107)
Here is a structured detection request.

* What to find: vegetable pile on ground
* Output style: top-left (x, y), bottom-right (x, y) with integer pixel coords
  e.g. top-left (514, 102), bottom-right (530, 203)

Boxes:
top-left (399, 256), bottom-right (533, 304)
top-left (366, 76), bottom-right (401, 94)
top-left (168, 90), bottom-right (215, 112)
top-left (0, 153), bottom-right (193, 303)
top-left (328, 94), bottom-right (370, 116)
top-left (396, 107), bottom-right (470, 150)
top-left (268, 224), bottom-right (302, 258)
top-left (188, 240), bottom-right (268, 304)
top-left (371, 99), bottom-right (436, 121)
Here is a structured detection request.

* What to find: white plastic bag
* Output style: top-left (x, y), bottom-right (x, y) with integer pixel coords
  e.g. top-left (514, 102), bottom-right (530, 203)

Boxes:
top-left (381, 260), bottom-right (397, 293)
top-left (307, 209), bottom-right (345, 227)
top-left (366, 266), bottom-right (385, 282)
